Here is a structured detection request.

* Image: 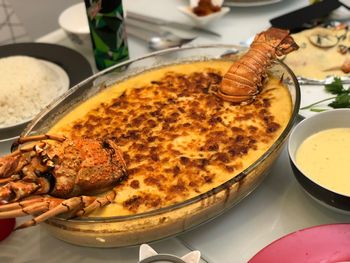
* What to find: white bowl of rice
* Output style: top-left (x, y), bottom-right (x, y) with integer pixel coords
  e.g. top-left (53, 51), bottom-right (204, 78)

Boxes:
top-left (0, 55), bottom-right (69, 132)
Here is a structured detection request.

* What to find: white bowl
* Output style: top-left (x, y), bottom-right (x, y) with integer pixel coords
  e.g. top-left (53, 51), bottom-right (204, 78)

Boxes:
top-left (288, 109), bottom-right (350, 213)
top-left (58, 2), bottom-right (92, 51)
top-left (178, 5), bottom-right (230, 26)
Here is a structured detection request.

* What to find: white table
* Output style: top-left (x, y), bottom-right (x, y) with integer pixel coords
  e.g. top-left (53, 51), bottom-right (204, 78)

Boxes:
top-left (2, 1), bottom-right (350, 262)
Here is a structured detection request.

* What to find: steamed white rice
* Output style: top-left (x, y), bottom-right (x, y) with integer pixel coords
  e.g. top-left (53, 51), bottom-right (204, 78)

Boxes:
top-left (0, 55), bottom-right (69, 128)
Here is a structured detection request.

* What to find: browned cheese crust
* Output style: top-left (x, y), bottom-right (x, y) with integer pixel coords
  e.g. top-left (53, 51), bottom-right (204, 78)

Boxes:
top-left (51, 61), bottom-right (292, 216)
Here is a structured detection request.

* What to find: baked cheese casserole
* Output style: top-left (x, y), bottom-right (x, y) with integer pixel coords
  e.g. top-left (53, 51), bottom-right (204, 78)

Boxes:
top-left (50, 60), bottom-right (292, 217)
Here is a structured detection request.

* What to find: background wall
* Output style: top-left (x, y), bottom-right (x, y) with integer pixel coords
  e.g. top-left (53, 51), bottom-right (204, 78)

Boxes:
top-left (9, 0), bottom-right (81, 40)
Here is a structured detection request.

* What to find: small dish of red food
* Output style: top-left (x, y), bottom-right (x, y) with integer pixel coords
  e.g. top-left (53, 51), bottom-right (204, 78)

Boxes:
top-left (178, 0), bottom-right (230, 26)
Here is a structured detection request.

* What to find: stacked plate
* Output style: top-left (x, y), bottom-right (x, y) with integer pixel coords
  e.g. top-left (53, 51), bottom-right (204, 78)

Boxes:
top-left (224, 0), bottom-right (282, 7)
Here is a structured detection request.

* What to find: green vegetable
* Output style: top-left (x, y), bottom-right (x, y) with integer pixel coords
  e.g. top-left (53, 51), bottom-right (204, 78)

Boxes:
top-left (329, 93), bottom-right (350, 108)
top-left (300, 77), bottom-right (350, 111)
top-left (325, 78), bottom-right (344, 94)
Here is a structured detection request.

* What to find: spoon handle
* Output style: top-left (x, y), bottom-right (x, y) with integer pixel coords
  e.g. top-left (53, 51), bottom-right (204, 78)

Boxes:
top-left (126, 26), bottom-right (152, 42)
top-left (126, 19), bottom-right (166, 35)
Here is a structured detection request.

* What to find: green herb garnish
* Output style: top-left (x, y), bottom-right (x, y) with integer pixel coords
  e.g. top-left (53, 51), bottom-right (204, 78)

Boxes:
top-left (325, 77), bottom-right (344, 94)
top-left (300, 77), bottom-right (350, 112)
top-left (329, 93), bottom-right (350, 108)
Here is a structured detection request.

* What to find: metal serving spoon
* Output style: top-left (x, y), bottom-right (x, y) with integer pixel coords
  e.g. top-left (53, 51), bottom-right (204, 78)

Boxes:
top-left (126, 19), bottom-right (196, 50)
top-left (148, 31), bottom-right (196, 50)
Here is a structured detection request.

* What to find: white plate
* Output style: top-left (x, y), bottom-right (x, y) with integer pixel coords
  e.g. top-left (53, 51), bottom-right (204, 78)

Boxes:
top-left (0, 42), bottom-right (93, 140)
top-left (298, 83), bottom-right (341, 119)
top-left (298, 84), bottom-right (330, 119)
top-left (224, 0), bottom-right (282, 7)
top-left (0, 59), bottom-right (69, 130)
top-left (297, 76), bottom-right (350, 119)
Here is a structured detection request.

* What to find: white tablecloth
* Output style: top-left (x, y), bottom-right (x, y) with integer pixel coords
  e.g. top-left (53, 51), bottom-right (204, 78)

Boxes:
top-left (2, 1), bottom-right (350, 262)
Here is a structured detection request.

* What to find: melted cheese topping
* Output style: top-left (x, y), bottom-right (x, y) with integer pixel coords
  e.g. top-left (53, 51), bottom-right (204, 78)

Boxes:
top-left (296, 128), bottom-right (350, 195)
top-left (50, 60), bottom-right (292, 217)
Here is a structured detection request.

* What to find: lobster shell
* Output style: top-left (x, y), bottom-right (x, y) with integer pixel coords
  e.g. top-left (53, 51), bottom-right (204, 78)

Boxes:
top-left (219, 27), bottom-right (299, 104)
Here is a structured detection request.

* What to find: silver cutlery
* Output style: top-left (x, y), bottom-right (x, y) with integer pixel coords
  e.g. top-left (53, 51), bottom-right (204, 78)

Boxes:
top-left (127, 11), bottom-right (221, 37)
top-left (127, 26), bottom-right (196, 50)
top-left (126, 19), bottom-right (196, 50)
top-left (297, 76), bottom-right (350, 85)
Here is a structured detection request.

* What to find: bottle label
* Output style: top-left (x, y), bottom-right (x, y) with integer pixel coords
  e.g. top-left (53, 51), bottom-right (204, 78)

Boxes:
top-left (85, 0), bottom-right (129, 70)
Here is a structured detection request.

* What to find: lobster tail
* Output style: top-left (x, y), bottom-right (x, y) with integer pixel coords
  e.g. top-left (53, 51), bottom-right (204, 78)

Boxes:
top-left (218, 27), bottom-right (298, 104)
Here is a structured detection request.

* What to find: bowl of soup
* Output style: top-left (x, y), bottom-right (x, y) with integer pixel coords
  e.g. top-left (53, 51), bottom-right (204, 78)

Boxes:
top-left (288, 109), bottom-right (350, 212)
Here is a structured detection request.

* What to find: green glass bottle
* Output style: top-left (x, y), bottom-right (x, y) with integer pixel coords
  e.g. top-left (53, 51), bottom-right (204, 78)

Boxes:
top-left (84, 0), bottom-right (129, 70)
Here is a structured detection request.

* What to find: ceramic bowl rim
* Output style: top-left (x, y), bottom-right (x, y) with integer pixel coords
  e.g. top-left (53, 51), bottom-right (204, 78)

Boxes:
top-left (177, 5), bottom-right (230, 25)
top-left (58, 2), bottom-right (89, 35)
top-left (288, 108), bottom-right (350, 198)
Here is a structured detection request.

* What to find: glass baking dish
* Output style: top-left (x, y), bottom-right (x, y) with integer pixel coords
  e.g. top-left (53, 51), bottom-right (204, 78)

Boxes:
top-left (22, 45), bottom-right (300, 247)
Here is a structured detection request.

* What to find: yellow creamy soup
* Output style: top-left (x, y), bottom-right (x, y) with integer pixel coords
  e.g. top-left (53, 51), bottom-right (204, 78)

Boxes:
top-left (50, 60), bottom-right (292, 217)
top-left (296, 128), bottom-right (350, 195)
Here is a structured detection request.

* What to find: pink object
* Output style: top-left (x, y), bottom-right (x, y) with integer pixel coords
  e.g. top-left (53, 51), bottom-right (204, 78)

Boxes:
top-left (249, 224), bottom-right (350, 263)
top-left (0, 218), bottom-right (16, 241)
